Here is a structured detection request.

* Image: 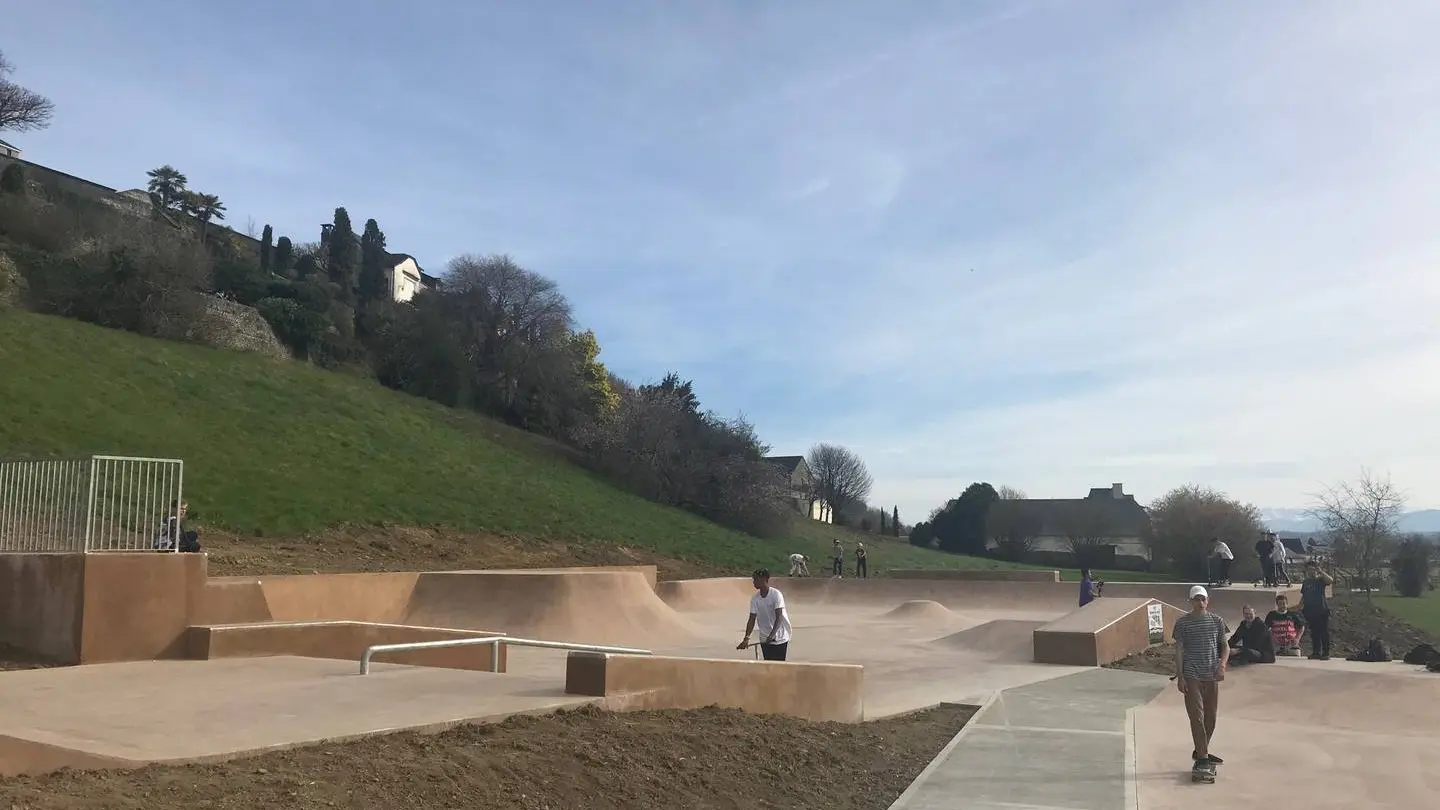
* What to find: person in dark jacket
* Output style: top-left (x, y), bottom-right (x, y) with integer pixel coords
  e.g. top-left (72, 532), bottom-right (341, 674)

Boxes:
top-left (1227, 605), bottom-right (1275, 665)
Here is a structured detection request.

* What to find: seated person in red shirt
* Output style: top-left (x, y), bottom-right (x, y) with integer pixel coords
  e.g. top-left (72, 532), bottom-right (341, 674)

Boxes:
top-left (1264, 594), bottom-right (1306, 657)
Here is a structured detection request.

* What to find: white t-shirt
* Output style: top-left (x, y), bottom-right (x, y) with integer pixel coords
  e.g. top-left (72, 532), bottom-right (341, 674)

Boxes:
top-left (750, 587), bottom-right (792, 645)
top-left (1213, 542), bottom-right (1234, 560)
top-left (1272, 542), bottom-right (1288, 563)
top-left (788, 553), bottom-right (805, 564)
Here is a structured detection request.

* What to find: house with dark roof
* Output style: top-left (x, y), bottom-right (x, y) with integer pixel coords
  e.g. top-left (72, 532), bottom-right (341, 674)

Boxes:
top-left (995, 483), bottom-right (1153, 565)
top-left (764, 455), bottom-right (832, 523)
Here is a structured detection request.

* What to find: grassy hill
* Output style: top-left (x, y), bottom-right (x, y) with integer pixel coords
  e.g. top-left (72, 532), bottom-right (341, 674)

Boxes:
top-left (0, 310), bottom-right (1050, 578)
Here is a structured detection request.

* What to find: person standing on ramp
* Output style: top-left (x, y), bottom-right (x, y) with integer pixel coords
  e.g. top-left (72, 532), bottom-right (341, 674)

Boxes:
top-left (855, 543), bottom-right (868, 578)
top-left (738, 568), bottom-right (791, 661)
top-left (1174, 585), bottom-right (1229, 780)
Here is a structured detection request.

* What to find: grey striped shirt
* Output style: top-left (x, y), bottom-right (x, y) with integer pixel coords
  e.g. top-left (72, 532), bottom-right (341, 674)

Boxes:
top-left (1174, 612), bottom-right (1227, 680)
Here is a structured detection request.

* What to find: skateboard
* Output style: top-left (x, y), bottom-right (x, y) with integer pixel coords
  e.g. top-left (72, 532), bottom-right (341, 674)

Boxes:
top-left (1191, 760), bottom-right (1217, 784)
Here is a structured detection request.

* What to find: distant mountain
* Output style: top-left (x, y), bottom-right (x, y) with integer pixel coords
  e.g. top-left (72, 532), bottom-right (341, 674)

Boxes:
top-left (1260, 507), bottom-right (1440, 535)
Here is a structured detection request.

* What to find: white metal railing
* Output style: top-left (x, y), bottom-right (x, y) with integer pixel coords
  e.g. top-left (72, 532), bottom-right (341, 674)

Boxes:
top-left (0, 455), bottom-right (184, 553)
top-left (359, 636), bottom-right (652, 675)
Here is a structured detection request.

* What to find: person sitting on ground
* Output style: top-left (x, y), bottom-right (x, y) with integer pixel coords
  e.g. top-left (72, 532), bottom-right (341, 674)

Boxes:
top-left (787, 552), bottom-right (810, 577)
top-left (152, 500), bottom-right (202, 553)
top-left (1264, 594), bottom-right (1306, 656)
top-left (737, 568), bottom-right (791, 661)
top-left (1227, 605), bottom-right (1275, 665)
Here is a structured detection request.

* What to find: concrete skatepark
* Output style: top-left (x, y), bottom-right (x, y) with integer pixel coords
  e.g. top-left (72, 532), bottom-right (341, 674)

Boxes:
top-left (1, 552), bottom-right (1435, 809)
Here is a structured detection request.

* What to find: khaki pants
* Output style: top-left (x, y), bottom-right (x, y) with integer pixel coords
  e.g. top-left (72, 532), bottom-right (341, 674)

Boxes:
top-left (1183, 678), bottom-right (1219, 758)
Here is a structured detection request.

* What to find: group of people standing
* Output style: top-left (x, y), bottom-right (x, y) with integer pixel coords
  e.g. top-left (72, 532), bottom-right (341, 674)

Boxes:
top-left (1207, 532), bottom-right (1295, 587)
top-left (786, 539), bottom-right (869, 578)
top-left (1173, 558), bottom-right (1337, 778)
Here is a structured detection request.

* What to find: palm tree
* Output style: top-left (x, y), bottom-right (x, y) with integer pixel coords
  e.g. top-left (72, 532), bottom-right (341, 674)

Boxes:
top-left (145, 165), bottom-right (187, 212)
top-left (190, 192), bottom-right (226, 242)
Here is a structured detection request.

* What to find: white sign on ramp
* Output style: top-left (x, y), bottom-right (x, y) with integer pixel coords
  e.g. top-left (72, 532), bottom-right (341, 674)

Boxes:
top-left (1147, 603), bottom-right (1164, 644)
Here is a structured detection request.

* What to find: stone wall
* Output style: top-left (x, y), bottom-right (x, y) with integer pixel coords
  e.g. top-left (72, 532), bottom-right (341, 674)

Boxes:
top-left (188, 296), bottom-right (289, 360)
top-left (0, 251), bottom-right (23, 310)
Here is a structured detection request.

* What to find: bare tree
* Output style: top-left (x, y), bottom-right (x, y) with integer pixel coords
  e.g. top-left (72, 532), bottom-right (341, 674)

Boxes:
top-left (996, 485), bottom-right (1028, 500)
top-left (0, 51), bottom-right (55, 133)
top-left (1147, 484), bottom-right (1265, 579)
top-left (986, 499), bottom-right (1042, 562)
top-left (1058, 501), bottom-right (1117, 569)
top-left (1307, 469), bottom-right (1406, 598)
top-left (806, 443), bottom-right (873, 520)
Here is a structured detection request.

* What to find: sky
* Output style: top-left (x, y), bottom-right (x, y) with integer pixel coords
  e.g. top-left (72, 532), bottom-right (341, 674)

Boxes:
top-left (6, 1), bottom-right (1440, 523)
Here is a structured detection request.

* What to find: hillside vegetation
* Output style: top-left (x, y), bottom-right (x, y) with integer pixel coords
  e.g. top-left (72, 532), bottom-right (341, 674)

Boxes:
top-left (0, 311), bottom-right (1023, 575)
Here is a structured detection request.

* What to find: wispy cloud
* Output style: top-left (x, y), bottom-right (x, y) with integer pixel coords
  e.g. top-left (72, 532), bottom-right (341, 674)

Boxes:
top-left (6, 0), bottom-right (1439, 521)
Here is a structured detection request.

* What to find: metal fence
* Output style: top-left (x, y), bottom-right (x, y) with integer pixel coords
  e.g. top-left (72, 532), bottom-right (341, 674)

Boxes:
top-left (0, 456), bottom-right (184, 553)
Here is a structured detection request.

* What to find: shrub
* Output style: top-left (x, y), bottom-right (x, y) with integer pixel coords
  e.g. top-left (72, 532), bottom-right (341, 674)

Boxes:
top-left (1390, 535), bottom-right (1433, 598)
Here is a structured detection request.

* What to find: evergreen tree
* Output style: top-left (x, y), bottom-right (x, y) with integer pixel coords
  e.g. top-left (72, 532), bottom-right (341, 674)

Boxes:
top-left (892, 506), bottom-right (900, 537)
top-left (879, 509), bottom-right (886, 534)
top-left (260, 224), bottom-right (274, 272)
top-left (0, 162), bottom-right (24, 195)
top-left (357, 218), bottom-right (389, 307)
top-left (327, 207), bottom-right (358, 302)
top-left (273, 236), bottom-right (294, 277)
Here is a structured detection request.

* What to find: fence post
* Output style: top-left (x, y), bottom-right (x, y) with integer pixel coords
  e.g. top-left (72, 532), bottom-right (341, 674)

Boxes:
top-left (84, 456), bottom-right (98, 553)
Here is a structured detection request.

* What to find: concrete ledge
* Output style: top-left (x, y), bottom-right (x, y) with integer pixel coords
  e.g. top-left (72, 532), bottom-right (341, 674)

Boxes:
top-left (886, 569), bottom-right (1061, 582)
top-left (188, 620), bottom-right (510, 672)
top-left (564, 652), bottom-right (865, 722)
top-left (1033, 597), bottom-right (1184, 666)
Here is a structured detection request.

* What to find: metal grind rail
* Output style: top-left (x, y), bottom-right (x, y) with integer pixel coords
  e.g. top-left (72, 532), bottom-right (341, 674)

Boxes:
top-left (358, 636), bottom-right (652, 675)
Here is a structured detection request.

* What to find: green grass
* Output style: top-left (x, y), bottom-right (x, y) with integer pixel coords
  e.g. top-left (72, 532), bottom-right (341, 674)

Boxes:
top-left (3, 310), bottom-right (1121, 576)
top-left (1371, 591), bottom-right (1440, 636)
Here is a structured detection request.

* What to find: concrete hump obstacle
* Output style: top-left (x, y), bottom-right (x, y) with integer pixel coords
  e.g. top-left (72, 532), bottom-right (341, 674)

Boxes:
top-left (881, 600), bottom-right (955, 622)
top-left (1032, 597), bottom-right (1185, 666)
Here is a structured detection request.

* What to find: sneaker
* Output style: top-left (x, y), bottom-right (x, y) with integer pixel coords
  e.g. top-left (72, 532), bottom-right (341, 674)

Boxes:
top-left (1193, 751), bottom-right (1223, 764)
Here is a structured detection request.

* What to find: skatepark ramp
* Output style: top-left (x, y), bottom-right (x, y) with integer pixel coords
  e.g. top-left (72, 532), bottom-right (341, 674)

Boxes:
top-left (881, 600), bottom-right (957, 623)
top-left (930, 619), bottom-right (1047, 662)
top-left (1032, 597), bottom-right (1184, 666)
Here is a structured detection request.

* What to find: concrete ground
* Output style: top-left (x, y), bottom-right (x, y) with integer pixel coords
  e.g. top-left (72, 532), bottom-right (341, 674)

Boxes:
top-left (890, 656), bottom-right (1440, 810)
top-left (0, 656), bottom-right (593, 772)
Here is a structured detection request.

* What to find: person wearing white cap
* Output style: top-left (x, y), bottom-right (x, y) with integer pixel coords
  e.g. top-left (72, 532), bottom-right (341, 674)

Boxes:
top-left (1173, 584), bottom-right (1230, 780)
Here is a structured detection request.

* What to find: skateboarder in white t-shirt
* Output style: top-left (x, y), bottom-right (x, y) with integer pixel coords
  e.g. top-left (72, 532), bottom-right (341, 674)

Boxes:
top-left (787, 553), bottom-right (810, 577)
top-left (737, 568), bottom-right (792, 661)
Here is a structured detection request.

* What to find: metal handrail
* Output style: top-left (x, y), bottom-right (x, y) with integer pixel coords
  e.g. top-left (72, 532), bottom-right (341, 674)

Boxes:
top-left (358, 636), bottom-right (652, 675)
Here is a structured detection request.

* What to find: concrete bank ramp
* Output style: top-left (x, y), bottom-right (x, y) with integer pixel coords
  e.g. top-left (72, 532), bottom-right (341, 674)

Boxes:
top-left (656, 577), bottom-right (756, 612)
top-left (404, 570), bottom-right (698, 647)
top-left (929, 619), bottom-right (1046, 662)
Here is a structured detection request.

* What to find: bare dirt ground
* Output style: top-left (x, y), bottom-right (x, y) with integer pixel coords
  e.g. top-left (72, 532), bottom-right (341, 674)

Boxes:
top-left (201, 524), bottom-right (723, 581)
top-left (0, 703), bottom-right (975, 810)
top-left (1105, 594), bottom-right (1440, 676)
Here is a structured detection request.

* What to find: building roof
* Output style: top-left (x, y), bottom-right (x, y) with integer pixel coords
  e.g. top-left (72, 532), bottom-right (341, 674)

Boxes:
top-left (1018, 486), bottom-right (1152, 537)
top-left (0, 138), bottom-right (17, 151)
top-left (764, 455), bottom-right (806, 475)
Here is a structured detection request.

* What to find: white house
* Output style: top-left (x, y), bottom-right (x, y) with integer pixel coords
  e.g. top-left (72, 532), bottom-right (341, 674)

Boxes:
top-left (765, 455), bottom-right (833, 523)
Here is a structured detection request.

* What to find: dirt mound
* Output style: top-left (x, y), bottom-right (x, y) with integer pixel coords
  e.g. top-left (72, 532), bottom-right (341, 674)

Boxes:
top-left (0, 704), bottom-right (977, 810)
top-left (1327, 594), bottom-right (1438, 657)
top-left (881, 600), bottom-right (955, 622)
top-left (930, 619), bottom-right (1045, 661)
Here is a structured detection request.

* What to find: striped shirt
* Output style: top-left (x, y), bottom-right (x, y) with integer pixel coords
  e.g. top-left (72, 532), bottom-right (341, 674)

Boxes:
top-left (1174, 612), bottom-right (1227, 681)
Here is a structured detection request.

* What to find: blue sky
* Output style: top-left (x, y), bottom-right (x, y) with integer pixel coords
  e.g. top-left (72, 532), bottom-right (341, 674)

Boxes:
top-left (7, 1), bottom-right (1440, 521)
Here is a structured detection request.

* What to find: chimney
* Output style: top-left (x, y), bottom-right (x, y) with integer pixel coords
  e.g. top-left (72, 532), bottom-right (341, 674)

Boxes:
top-left (1111, 483), bottom-right (1124, 499)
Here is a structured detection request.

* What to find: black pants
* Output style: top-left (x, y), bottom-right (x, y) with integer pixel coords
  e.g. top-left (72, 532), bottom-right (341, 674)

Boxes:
top-left (760, 642), bottom-right (788, 661)
top-left (856, 558), bottom-right (867, 578)
top-left (1215, 558), bottom-right (1231, 582)
top-left (833, 558), bottom-right (843, 576)
top-left (1305, 611), bottom-right (1331, 657)
top-left (1260, 559), bottom-right (1275, 586)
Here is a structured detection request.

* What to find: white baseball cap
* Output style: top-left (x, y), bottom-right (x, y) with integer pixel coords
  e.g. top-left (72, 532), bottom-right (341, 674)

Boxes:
top-left (1188, 585), bottom-right (1209, 600)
